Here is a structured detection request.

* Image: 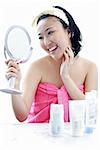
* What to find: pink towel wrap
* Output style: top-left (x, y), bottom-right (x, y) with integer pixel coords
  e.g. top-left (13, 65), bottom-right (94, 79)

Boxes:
top-left (26, 82), bottom-right (84, 123)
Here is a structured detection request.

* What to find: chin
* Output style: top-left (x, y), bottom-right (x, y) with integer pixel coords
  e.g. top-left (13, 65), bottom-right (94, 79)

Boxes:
top-left (50, 54), bottom-right (62, 61)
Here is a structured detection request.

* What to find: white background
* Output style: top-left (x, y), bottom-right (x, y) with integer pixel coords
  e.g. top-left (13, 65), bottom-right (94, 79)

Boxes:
top-left (0, 0), bottom-right (99, 124)
top-left (0, 0), bottom-right (100, 150)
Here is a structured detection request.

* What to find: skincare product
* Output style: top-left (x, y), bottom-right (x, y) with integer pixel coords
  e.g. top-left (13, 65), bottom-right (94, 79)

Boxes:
top-left (69, 100), bottom-right (85, 137)
top-left (85, 90), bottom-right (97, 133)
top-left (49, 104), bottom-right (64, 136)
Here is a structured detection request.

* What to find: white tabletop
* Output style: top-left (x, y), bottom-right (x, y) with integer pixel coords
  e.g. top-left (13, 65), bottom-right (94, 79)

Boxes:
top-left (0, 122), bottom-right (99, 150)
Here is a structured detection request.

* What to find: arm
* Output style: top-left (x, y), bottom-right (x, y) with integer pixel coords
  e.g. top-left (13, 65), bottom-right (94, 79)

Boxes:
top-left (60, 47), bottom-right (85, 100)
top-left (84, 62), bottom-right (98, 92)
top-left (6, 60), bottom-right (41, 122)
top-left (61, 75), bottom-right (85, 100)
top-left (60, 48), bottom-right (98, 100)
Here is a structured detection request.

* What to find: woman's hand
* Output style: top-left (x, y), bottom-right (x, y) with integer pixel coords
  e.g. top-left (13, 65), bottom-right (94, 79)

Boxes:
top-left (60, 46), bottom-right (74, 80)
top-left (5, 59), bottom-right (21, 87)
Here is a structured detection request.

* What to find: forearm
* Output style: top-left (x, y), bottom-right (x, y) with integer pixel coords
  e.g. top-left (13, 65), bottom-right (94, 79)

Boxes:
top-left (11, 94), bottom-right (28, 122)
top-left (62, 75), bottom-right (85, 100)
top-left (6, 59), bottom-right (29, 121)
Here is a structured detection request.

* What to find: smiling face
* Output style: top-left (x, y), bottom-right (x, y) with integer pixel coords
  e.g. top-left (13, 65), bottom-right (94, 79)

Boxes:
top-left (37, 16), bottom-right (71, 60)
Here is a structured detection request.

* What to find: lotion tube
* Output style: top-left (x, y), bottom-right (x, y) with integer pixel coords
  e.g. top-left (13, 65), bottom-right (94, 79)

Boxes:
top-left (69, 100), bottom-right (85, 137)
top-left (85, 90), bottom-right (97, 133)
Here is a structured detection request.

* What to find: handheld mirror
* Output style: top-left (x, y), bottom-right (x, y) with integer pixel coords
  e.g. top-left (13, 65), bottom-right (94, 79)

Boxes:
top-left (0, 25), bottom-right (33, 94)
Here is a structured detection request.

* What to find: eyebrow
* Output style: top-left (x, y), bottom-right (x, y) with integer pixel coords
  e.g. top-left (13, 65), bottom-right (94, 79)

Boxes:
top-left (38, 27), bottom-right (53, 36)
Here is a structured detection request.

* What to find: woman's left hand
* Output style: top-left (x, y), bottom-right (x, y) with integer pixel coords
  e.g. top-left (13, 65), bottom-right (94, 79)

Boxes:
top-left (60, 46), bottom-right (74, 79)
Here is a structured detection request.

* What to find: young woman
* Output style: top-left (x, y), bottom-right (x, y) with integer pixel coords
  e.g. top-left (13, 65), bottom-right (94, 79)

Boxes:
top-left (5, 6), bottom-right (98, 123)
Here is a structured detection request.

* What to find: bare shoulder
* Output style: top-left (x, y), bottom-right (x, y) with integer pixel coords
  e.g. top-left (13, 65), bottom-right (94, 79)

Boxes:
top-left (31, 56), bottom-right (49, 68)
top-left (23, 56), bottom-right (49, 87)
top-left (28, 56), bottom-right (49, 75)
top-left (78, 57), bottom-right (98, 91)
top-left (78, 56), bottom-right (97, 71)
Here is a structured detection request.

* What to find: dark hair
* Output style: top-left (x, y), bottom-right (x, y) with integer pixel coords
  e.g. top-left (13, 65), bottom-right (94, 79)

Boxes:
top-left (37, 6), bottom-right (82, 57)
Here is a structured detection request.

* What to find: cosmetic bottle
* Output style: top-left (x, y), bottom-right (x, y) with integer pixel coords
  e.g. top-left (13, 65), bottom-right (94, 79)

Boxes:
top-left (85, 90), bottom-right (97, 134)
top-left (69, 100), bottom-right (85, 137)
top-left (49, 104), bottom-right (64, 136)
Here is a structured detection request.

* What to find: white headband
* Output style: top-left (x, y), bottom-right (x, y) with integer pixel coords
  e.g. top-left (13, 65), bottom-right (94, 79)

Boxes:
top-left (32, 7), bottom-right (69, 27)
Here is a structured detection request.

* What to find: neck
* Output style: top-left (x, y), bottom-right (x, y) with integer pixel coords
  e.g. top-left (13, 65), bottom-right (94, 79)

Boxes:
top-left (49, 56), bottom-right (62, 66)
top-left (48, 54), bottom-right (79, 66)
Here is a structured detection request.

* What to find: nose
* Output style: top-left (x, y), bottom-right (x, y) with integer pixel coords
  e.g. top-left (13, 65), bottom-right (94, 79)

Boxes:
top-left (43, 37), bottom-right (51, 49)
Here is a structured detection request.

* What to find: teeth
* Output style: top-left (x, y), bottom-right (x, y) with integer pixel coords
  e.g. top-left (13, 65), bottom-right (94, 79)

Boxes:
top-left (49, 46), bottom-right (57, 52)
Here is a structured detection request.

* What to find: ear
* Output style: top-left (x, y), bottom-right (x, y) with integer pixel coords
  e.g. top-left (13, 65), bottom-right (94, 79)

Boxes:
top-left (68, 32), bottom-right (71, 38)
top-left (65, 27), bottom-right (71, 38)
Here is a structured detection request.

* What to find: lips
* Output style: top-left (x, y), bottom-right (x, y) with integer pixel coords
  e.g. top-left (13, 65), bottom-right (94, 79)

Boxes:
top-left (49, 46), bottom-right (58, 53)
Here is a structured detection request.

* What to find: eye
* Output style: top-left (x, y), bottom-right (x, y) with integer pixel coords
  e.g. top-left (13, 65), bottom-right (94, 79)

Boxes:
top-left (48, 31), bottom-right (54, 35)
top-left (38, 36), bottom-right (43, 40)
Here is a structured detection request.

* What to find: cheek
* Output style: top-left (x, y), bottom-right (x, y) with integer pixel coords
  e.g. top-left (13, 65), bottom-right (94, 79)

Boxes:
top-left (60, 35), bottom-right (70, 48)
top-left (40, 41), bottom-right (45, 49)
top-left (58, 33), bottom-right (66, 43)
top-left (58, 39), bottom-right (67, 51)
top-left (40, 41), bottom-right (48, 52)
